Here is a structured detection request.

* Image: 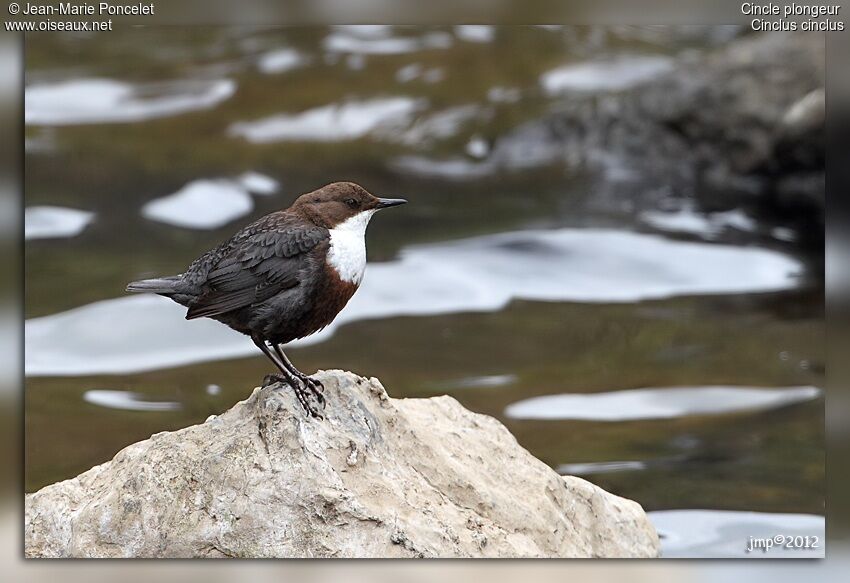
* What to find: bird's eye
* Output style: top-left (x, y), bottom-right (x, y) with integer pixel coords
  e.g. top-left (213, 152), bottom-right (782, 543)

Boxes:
top-left (344, 198), bottom-right (358, 208)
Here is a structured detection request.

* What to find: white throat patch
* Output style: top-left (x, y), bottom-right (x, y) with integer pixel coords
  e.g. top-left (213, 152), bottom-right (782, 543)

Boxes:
top-left (327, 209), bottom-right (376, 284)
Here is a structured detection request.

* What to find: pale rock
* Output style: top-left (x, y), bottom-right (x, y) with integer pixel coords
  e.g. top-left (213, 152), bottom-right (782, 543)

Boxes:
top-left (25, 370), bottom-right (660, 558)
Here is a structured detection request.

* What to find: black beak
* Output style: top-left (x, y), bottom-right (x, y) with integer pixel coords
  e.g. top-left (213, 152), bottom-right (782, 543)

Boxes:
top-left (376, 197), bottom-right (408, 209)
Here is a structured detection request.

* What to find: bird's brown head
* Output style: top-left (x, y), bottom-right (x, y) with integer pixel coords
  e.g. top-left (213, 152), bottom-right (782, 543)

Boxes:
top-left (292, 182), bottom-right (407, 229)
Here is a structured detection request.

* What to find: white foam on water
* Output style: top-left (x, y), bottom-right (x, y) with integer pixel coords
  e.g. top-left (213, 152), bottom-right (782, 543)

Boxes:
top-left (27, 294), bottom-right (253, 377)
top-left (465, 136), bottom-right (490, 159)
top-left (324, 28), bottom-right (452, 54)
top-left (26, 78), bottom-right (236, 125)
top-left (25, 206), bottom-right (94, 240)
top-left (557, 460), bottom-right (648, 475)
top-left (399, 104), bottom-right (480, 146)
top-left (142, 179), bottom-right (254, 230)
top-left (486, 86), bottom-right (521, 103)
top-left (257, 48), bottom-right (306, 74)
top-left (540, 55), bottom-right (673, 94)
top-left (228, 97), bottom-right (422, 143)
top-left (642, 209), bottom-right (718, 234)
top-left (26, 228), bottom-right (803, 376)
top-left (390, 155), bottom-right (495, 180)
top-left (329, 25), bottom-right (393, 38)
top-left (421, 68), bottom-right (444, 84)
top-left (83, 389), bottom-right (181, 412)
top-left (642, 207), bottom-right (757, 237)
top-left (454, 25), bottom-right (495, 43)
top-left (346, 54), bottom-right (367, 71)
top-left (716, 210), bottom-right (758, 231)
top-left (395, 63), bottom-right (422, 83)
top-left (504, 386), bottom-right (821, 421)
top-left (649, 510), bottom-right (825, 558)
top-left (440, 374), bottom-right (517, 389)
top-left (237, 172), bottom-right (279, 195)
top-left (772, 227), bottom-right (797, 242)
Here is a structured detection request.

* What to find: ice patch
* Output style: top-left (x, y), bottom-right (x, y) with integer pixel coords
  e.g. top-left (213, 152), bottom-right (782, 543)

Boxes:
top-left (229, 97), bottom-right (423, 143)
top-left (25, 206), bottom-right (94, 240)
top-left (142, 179), bottom-right (254, 230)
top-left (541, 56), bottom-right (673, 94)
top-left (26, 78), bottom-right (236, 125)
top-left (505, 386), bottom-right (820, 421)
top-left (26, 228), bottom-right (803, 376)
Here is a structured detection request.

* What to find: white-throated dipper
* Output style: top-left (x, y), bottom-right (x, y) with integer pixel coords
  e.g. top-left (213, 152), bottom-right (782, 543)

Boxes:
top-left (127, 182), bottom-right (407, 418)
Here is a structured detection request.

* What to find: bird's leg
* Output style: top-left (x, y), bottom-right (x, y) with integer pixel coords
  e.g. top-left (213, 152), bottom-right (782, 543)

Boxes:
top-left (271, 343), bottom-right (321, 388)
top-left (272, 343), bottom-right (326, 408)
top-left (251, 336), bottom-right (321, 418)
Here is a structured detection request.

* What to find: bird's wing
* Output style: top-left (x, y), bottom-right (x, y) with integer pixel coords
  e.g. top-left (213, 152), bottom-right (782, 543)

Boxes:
top-left (185, 220), bottom-right (329, 320)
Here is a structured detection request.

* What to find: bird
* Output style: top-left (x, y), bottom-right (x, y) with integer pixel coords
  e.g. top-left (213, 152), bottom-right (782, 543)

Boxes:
top-left (127, 182), bottom-right (407, 418)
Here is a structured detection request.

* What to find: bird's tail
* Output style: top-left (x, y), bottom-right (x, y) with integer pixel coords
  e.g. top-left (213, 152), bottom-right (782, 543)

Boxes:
top-left (126, 275), bottom-right (182, 294)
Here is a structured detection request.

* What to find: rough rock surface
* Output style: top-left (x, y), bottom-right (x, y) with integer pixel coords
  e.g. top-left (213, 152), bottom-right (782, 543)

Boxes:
top-left (494, 31), bottom-right (824, 248)
top-left (25, 370), bottom-right (659, 558)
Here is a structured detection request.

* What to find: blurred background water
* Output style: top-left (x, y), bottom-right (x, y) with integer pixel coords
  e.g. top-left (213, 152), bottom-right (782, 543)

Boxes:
top-left (23, 26), bottom-right (824, 558)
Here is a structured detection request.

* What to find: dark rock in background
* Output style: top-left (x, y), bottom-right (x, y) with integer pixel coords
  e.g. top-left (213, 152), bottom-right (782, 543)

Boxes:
top-left (494, 32), bottom-right (824, 253)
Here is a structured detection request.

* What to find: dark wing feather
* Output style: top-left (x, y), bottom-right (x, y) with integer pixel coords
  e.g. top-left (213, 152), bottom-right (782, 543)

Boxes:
top-left (185, 218), bottom-right (328, 320)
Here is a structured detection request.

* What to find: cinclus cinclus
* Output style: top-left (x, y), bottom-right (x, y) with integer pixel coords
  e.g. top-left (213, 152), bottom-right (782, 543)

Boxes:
top-left (127, 182), bottom-right (407, 418)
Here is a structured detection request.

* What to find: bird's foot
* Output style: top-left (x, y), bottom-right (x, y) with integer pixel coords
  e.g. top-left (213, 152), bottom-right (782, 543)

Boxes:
top-left (262, 373), bottom-right (286, 388)
top-left (263, 373), bottom-right (324, 419)
top-left (284, 368), bottom-right (326, 408)
top-left (292, 382), bottom-right (324, 419)
top-left (301, 376), bottom-right (326, 409)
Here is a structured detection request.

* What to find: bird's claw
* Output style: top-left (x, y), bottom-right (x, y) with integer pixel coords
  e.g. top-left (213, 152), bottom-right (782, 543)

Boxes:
top-left (293, 376), bottom-right (326, 416)
top-left (262, 373), bottom-right (326, 418)
top-left (311, 377), bottom-right (325, 393)
top-left (303, 376), bottom-right (327, 409)
top-left (296, 385), bottom-right (324, 419)
top-left (290, 373), bottom-right (325, 408)
top-left (296, 388), bottom-right (323, 419)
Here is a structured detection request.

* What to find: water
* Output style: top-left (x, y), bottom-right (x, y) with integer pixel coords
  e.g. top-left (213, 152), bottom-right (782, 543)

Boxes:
top-left (24, 26), bottom-right (823, 557)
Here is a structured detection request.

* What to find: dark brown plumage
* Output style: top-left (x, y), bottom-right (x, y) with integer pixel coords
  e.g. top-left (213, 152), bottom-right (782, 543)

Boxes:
top-left (127, 182), bottom-right (407, 417)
